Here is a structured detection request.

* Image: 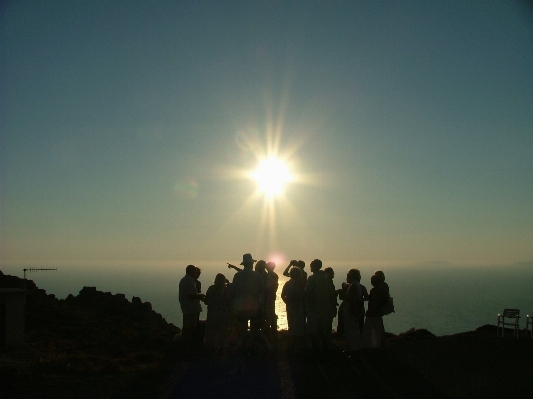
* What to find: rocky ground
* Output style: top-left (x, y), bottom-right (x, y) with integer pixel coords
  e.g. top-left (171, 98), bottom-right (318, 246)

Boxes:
top-left (1, 271), bottom-right (532, 398)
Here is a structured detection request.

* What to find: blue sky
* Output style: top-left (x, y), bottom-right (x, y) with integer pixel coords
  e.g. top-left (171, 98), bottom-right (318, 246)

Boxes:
top-left (1, 1), bottom-right (532, 269)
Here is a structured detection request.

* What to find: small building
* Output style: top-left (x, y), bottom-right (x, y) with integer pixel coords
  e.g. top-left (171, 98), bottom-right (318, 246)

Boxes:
top-left (0, 288), bottom-right (28, 349)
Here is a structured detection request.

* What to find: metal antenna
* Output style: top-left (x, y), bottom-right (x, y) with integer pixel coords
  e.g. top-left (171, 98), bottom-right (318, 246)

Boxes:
top-left (22, 267), bottom-right (57, 289)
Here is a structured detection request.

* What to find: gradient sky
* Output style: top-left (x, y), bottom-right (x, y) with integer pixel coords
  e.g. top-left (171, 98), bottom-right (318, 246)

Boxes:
top-left (1, 1), bottom-right (532, 270)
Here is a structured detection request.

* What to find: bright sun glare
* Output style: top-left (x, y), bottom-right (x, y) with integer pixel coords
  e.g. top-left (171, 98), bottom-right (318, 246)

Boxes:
top-left (252, 157), bottom-right (293, 198)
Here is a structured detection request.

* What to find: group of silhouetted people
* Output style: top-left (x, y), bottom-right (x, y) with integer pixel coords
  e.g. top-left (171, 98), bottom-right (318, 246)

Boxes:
top-left (178, 253), bottom-right (392, 357)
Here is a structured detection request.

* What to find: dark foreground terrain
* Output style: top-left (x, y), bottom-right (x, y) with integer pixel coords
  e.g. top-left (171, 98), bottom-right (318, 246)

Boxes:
top-left (1, 271), bottom-right (532, 399)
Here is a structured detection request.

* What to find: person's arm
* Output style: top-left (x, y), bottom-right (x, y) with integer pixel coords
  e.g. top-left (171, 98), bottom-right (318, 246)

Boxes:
top-left (227, 263), bottom-right (242, 272)
top-left (203, 286), bottom-right (212, 305)
top-left (338, 283), bottom-right (348, 300)
top-left (306, 276), bottom-right (315, 306)
top-left (361, 285), bottom-right (369, 301)
top-left (330, 280), bottom-right (337, 305)
top-left (282, 261), bottom-right (295, 277)
top-left (195, 280), bottom-right (202, 295)
top-left (301, 271), bottom-right (308, 288)
top-left (366, 289), bottom-right (378, 315)
top-left (281, 282), bottom-right (289, 304)
top-left (183, 279), bottom-right (205, 301)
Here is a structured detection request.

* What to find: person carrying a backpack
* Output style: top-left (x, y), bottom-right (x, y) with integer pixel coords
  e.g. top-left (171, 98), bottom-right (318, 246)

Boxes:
top-left (362, 273), bottom-right (389, 348)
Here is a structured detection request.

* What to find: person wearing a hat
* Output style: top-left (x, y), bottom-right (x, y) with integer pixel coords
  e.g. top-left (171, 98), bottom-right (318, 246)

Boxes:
top-left (230, 253), bottom-right (265, 343)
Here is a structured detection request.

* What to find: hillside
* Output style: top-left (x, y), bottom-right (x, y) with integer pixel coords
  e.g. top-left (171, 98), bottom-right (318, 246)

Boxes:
top-left (1, 271), bottom-right (532, 399)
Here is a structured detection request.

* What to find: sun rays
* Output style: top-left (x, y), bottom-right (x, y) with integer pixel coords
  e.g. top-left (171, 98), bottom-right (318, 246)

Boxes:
top-left (208, 81), bottom-right (332, 257)
top-left (213, 124), bottom-right (311, 253)
top-left (251, 157), bottom-right (293, 198)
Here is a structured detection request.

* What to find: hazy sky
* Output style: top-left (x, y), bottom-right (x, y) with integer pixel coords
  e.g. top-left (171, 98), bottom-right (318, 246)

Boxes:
top-left (2, 1), bottom-right (532, 269)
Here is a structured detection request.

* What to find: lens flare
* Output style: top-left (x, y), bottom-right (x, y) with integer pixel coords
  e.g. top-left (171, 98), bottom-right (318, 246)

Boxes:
top-left (174, 178), bottom-right (198, 200)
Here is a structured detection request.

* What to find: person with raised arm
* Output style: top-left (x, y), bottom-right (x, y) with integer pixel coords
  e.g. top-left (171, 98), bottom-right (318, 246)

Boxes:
top-left (282, 259), bottom-right (297, 277)
top-left (283, 259), bottom-right (307, 288)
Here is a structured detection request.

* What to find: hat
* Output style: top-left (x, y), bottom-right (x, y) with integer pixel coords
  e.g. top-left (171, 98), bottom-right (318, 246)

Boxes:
top-left (240, 253), bottom-right (256, 265)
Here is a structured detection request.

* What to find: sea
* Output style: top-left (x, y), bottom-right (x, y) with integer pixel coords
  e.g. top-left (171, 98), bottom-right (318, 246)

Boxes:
top-left (3, 261), bottom-right (532, 337)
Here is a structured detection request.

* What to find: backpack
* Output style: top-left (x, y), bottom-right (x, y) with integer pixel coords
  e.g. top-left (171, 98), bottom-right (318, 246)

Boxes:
top-left (382, 296), bottom-right (395, 315)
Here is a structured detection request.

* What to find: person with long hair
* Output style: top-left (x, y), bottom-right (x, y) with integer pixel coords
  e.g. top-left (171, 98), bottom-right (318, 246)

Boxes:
top-left (362, 274), bottom-right (388, 348)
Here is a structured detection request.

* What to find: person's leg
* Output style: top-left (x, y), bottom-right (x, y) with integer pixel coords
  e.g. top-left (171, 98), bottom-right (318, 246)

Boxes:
top-left (361, 316), bottom-right (373, 349)
top-left (324, 316), bottom-right (333, 351)
top-left (374, 317), bottom-right (384, 348)
top-left (231, 315), bottom-right (249, 352)
top-left (182, 313), bottom-right (199, 342)
top-left (268, 300), bottom-right (278, 335)
top-left (344, 306), bottom-right (361, 352)
top-left (307, 311), bottom-right (320, 354)
top-left (250, 312), bottom-right (273, 351)
top-left (337, 302), bottom-right (345, 335)
top-left (264, 309), bottom-right (275, 336)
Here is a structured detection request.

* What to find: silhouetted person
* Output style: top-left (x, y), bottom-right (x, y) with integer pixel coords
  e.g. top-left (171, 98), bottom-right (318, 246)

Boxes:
top-left (374, 270), bottom-right (389, 296)
top-left (306, 259), bottom-right (335, 356)
top-left (230, 253), bottom-right (272, 351)
top-left (342, 268), bottom-right (365, 354)
top-left (194, 266), bottom-right (203, 326)
top-left (195, 267), bottom-right (202, 294)
top-left (179, 265), bottom-right (206, 343)
top-left (264, 261), bottom-right (279, 336)
top-left (283, 259), bottom-right (307, 288)
top-left (253, 260), bottom-right (269, 332)
top-left (281, 266), bottom-right (306, 353)
top-left (362, 274), bottom-right (388, 348)
top-left (358, 275), bottom-right (369, 334)
top-left (373, 270), bottom-right (390, 342)
top-left (204, 273), bottom-right (231, 353)
top-left (337, 282), bottom-right (347, 337)
top-left (324, 267), bottom-right (339, 329)
top-left (296, 260), bottom-right (308, 287)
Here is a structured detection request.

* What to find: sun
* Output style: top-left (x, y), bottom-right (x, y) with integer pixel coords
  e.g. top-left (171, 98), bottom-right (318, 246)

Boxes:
top-left (252, 157), bottom-right (293, 198)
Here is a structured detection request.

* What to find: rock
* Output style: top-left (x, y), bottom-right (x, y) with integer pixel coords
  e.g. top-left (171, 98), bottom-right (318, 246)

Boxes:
top-left (394, 327), bottom-right (437, 341)
top-left (78, 286), bottom-right (97, 300)
top-left (1, 273), bottom-right (180, 375)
